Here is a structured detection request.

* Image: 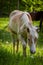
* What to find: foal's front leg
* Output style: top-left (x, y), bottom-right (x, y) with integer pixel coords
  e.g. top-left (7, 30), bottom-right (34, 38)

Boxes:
top-left (23, 44), bottom-right (26, 57)
top-left (21, 38), bottom-right (26, 57)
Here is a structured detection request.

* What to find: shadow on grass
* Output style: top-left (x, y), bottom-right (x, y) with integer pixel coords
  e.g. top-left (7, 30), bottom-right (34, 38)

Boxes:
top-left (0, 29), bottom-right (12, 44)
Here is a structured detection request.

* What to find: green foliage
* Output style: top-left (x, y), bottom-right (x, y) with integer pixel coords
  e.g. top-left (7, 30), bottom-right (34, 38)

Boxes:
top-left (22, 0), bottom-right (43, 12)
top-left (0, 0), bottom-right (18, 16)
top-left (0, 0), bottom-right (43, 16)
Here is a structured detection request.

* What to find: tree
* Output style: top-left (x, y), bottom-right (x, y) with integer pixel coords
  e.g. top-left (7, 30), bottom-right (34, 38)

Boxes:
top-left (0, 0), bottom-right (43, 16)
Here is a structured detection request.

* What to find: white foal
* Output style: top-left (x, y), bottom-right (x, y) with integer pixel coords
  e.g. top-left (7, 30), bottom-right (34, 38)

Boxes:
top-left (8, 10), bottom-right (38, 56)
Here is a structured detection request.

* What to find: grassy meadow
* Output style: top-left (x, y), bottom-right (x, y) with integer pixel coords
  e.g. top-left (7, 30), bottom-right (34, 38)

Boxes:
top-left (0, 18), bottom-right (43, 65)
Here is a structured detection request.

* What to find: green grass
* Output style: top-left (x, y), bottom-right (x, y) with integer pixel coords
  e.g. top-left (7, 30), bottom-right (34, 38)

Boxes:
top-left (0, 18), bottom-right (43, 65)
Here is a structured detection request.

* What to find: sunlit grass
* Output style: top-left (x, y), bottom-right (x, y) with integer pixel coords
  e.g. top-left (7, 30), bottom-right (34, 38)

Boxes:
top-left (33, 21), bottom-right (40, 26)
top-left (0, 18), bottom-right (9, 29)
top-left (0, 18), bottom-right (43, 65)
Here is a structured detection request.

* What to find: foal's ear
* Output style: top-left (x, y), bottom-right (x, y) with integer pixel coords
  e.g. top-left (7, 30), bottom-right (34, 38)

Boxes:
top-left (33, 26), bottom-right (40, 32)
top-left (35, 26), bottom-right (40, 32)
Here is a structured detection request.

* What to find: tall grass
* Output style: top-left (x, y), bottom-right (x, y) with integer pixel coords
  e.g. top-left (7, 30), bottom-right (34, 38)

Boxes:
top-left (0, 18), bottom-right (43, 65)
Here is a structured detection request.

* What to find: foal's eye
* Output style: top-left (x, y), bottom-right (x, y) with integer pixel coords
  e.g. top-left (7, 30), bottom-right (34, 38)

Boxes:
top-left (28, 38), bottom-right (30, 41)
top-left (34, 37), bottom-right (37, 43)
top-left (27, 28), bottom-right (29, 32)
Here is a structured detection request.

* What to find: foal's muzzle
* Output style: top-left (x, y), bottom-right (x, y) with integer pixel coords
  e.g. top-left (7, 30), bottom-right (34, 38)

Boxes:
top-left (30, 50), bottom-right (36, 54)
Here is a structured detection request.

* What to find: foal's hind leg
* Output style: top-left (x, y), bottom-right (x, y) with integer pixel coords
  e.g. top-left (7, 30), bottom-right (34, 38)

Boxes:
top-left (16, 39), bottom-right (19, 53)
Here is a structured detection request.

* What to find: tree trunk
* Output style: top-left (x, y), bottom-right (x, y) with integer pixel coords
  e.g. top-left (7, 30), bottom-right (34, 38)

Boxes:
top-left (17, 0), bottom-right (19, 10)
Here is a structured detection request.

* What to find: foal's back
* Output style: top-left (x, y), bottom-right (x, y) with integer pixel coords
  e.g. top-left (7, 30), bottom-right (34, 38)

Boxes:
top-left (9, 10), bottom-right (32, 33)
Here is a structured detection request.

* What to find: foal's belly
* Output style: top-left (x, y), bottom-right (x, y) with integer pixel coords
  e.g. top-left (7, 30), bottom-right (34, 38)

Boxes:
top-left (9, 20), bottom-right (20, 33)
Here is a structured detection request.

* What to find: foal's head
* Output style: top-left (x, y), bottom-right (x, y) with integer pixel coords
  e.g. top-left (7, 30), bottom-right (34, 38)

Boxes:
top-left (27, 26), bottom-right (38, 54)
